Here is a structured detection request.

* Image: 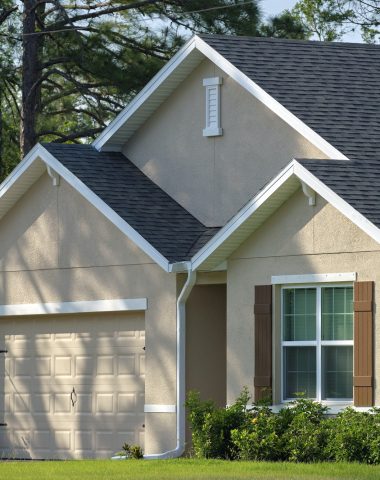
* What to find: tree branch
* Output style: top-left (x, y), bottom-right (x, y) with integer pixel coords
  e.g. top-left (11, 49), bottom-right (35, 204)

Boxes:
top-left (0, 5), bottom-right (18, 25)
top-left (37, 127), bottom-right (103, 142)
top-left (47, 0), bottom-right (163, 30)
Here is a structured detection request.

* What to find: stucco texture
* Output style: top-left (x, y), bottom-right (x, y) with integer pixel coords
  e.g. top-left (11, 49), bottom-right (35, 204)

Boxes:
top-left (0, 173), bottom-right (177, 455)
top-left (227, 189), bottom-right (380, 406)
top-left (123, 59), bottom-right (327, 227)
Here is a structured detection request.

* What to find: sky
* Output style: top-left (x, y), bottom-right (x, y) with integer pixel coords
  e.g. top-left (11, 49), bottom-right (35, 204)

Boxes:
top-left (261, 0), bottom-right (363, 42)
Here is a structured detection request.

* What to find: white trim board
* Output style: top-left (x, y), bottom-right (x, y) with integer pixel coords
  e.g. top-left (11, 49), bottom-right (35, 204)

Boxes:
top-left (92, 35), bottom-right (347, 161)
top-left (144, 404), bottom-right (176, 413)
top-left (0, 298), bottom-right (147, 317)
top-left (272, 273), bottom-right (357, 285)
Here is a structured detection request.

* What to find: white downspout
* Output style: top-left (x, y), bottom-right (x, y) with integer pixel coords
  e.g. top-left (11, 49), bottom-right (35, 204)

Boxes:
top-left (144, 262), bottom-right (196, 459)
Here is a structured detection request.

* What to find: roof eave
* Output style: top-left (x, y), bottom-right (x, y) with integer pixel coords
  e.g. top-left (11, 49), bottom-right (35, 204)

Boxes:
top-left (0, 144), bottom-right (171, 272)
top-left (191, 159), bottom-right (380, 271)
top-left (92, 34), bottom-right (348, 161)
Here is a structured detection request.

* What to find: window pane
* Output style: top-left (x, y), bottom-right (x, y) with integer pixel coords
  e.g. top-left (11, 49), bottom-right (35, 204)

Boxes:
top-left (283, 288), bottom-right (316, 341)
top-left (322, 346), bottom-right (353, 399)
top-left (283, 347), bottom-right (316, 399)
top-left (322, 287), bottom-right (353, 340)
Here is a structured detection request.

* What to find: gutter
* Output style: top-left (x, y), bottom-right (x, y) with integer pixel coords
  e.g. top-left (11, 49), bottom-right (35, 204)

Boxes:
top-left (144, 262), bottom-right (196, 459)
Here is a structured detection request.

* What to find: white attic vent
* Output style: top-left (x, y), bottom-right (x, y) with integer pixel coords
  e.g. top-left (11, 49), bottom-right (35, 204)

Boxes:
top-left (203, 77), bottom-right (223, 137)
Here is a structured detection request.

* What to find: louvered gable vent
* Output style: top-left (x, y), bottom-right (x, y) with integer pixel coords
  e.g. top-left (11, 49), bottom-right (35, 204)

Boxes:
top-left (203, 77), bottom-right (223, 137)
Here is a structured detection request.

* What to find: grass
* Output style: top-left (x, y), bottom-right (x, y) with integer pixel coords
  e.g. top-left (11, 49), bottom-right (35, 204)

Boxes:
top-left (1, 459), bottom-right (380, 480)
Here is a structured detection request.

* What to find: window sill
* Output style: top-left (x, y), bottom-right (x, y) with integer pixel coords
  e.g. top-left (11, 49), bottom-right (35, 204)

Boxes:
top-left (270, 403), bottom-right (373, 414)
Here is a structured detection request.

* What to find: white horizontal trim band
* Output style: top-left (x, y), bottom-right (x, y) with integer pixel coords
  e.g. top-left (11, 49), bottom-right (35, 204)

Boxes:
top-left (272, 272), bottom-right (357, 285)
top-left (0, 298), bottom-right (148, 316)
top-left (202, 76), bottom-right (223, 86)
top-left (203, 127), bottom-right (223, 137)
top-left (144, 404), bottom-right (176, 413)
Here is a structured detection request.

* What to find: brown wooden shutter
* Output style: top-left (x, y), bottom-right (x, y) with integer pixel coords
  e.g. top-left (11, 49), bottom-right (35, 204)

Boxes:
top-left (354, 281), bottom-right (374, 407)
top-left (254, 285), bottom-right (272, 403)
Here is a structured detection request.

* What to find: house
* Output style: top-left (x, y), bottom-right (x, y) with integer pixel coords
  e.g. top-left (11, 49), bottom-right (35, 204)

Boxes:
top-left (0, 34), bottom-right (379, 460)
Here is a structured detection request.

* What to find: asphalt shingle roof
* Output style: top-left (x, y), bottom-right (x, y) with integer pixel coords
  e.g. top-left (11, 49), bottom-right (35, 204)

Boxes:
top-left (199, 34), bottom-right (380, 163)
top-left (43, 143), bottom-right (219, 263)
top-left (42, 38), bottom-right (380, 261)
top-left (299, 158), bottom-right (380, 228)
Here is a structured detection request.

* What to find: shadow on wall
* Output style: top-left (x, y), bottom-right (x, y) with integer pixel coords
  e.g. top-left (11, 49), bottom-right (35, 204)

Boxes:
top-left (0, 172), bottom-right (170, 459)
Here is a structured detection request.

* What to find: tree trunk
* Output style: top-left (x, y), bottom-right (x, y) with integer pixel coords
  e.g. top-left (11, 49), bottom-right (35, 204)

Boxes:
top-left (20, 0), bottom-right (43, 157)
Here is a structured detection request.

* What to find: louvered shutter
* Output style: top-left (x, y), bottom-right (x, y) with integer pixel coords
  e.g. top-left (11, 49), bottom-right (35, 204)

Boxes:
top-left (254, 285), bottom-right (272, 403)
top-left (353, 281), bottom-right (374, 407)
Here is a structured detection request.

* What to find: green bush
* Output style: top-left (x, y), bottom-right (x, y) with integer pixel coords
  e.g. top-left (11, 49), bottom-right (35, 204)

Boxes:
top-left (186, 389), bottom-right (380, 464)
top-left (116, 442), bottom-right (144, 459)
top-left (231, 406), bottom-right (284, 461)
top-left (185, 388), bottom-right (250, 459)
top-left (282, 399), bottom-right (330, 462)
top-left (327, 407), bottom-right (380, 464)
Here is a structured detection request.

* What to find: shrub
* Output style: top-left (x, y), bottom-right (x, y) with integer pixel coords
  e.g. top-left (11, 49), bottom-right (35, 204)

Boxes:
top-left (186, 389), bottom-right (380, 464)
top-left (116, 442), bottom-right (144, 459)
top-left (326, 407), bottom-right (380, 464)
top-left (282, 399), bottom-right (330, 462)
top-left (185, 388), bottom-right (250, 459)
top-left (231, 406), bottom-right (283, 461)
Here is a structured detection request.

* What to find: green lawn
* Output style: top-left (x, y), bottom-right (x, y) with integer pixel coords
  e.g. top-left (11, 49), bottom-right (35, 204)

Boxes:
top-left (1, 459), bottom-right (380, 480)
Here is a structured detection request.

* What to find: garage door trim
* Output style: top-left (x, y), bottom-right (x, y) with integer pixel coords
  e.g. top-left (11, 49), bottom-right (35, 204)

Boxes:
top-left (0, 298), bottom-right (147, 316)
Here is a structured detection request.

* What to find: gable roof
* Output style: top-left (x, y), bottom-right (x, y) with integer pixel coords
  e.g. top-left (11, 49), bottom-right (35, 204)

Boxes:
top-left (192, 158), bottom-right (380, 271)
top-left (199, 35), bottom-right (380, 163)
top-left (42, 143), bottom-right (219, 264)
top-left (298, 158), bottom-right (380, 228)
top-left (93, 35), bottom-right (348, 159)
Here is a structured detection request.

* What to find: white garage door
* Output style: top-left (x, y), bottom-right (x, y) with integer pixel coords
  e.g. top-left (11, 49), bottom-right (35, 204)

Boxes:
top-left (0, 311), bottom-right (145, 459)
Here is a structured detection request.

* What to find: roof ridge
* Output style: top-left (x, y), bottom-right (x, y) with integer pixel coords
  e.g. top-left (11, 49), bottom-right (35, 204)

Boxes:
top-left (198, 33), bottom-right (380, 49)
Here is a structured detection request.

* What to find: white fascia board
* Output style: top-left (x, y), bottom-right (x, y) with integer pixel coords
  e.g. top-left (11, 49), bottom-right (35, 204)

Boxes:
top-left (191, 159), bottom-right (380, 270)
top-left (194, 36), bottom-right (348, 161)
top-left (293, 161), bottom-right (380, 244)
top-left (0, 298), bottom-right (147, 317)
top-left (0, 143), bottom-right (44, 199)
top-left (36, 145), bottom-right (170, 271)
top-left (92, 37), bottom-right (198, 151)
top-left (272, 273), bottom-right (357, 285)
top-left (191, 162), bottom-right (297, 270)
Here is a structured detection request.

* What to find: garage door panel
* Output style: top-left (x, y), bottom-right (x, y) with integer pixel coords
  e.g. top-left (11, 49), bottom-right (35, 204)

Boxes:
top-left (0, 311), bottom-right (145, 459)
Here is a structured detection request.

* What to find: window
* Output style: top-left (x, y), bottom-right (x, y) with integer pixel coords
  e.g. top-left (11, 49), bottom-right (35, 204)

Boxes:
top-left (281, 285), bottom-right (353, 402)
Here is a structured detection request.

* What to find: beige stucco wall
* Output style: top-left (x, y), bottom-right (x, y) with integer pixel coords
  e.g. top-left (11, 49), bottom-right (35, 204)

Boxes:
top-left (227, 189), bottom-right (380, 406)
top-left (0, 173), bottom-right (178, 455)
top-left (185, 284), bottom-right (226, 448)
top-left (123, 59), bottom-right (327, 227)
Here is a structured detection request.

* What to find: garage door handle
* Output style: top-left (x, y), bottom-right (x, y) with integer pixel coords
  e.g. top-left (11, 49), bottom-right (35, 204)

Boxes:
top-left (71, 387), bottom-right (77, 407)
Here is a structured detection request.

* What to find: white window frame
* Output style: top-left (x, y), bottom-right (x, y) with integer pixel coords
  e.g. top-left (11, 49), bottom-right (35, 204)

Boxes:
top-left (280, 283), bottom-right (354, 405)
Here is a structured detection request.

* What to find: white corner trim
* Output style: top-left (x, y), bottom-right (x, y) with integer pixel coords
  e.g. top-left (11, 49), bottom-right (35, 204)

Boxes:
top-left (37, 145), bottom-right (170, 272)
top-left (194, 36), bottom-right (347, 160)
top-left (144, 404), bottom-right (176, 413)
top-left (271, 272), bottom-right (357, 285)
top-left (0, 298), bottom-right (148, 317)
